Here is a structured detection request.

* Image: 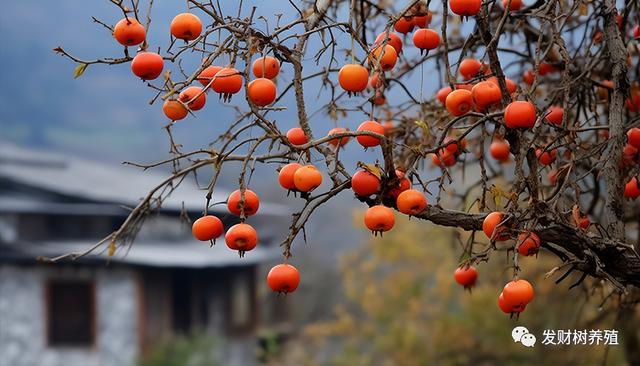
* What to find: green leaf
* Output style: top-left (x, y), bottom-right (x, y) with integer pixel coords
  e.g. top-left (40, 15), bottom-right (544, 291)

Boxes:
top-left (73, 63), bottom-right (88, 79)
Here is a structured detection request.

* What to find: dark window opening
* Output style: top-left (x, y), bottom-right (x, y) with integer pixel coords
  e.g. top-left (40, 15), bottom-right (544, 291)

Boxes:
top-left (171, 271), bottom-right (192, 334)
top-left (46, 281), bottom-right (95, 347)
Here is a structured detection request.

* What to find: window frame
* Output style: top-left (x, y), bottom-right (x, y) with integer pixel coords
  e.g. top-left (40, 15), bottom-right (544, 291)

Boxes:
top-left (45, 279), bottom-right (97, 348)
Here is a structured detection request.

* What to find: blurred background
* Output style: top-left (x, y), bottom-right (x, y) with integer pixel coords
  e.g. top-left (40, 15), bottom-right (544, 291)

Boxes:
top-left (0, 1), bottom-right (632, 365)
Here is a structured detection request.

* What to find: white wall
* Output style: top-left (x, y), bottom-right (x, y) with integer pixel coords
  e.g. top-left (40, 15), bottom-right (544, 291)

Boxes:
top-left (0, 264), bottom-right (138, 366)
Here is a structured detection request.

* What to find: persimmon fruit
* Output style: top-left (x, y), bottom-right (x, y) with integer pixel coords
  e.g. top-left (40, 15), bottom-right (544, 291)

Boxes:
top-left (503, 0), bottom-right (523, 11)
top-left (192, 215), bottom-right (224, 241)
top-left (327, 127), bottom-right (350, 148)
top-left (211, 67), bottom-right (243, 100)
top-left (445, 89), bottom-right (473, 116)
top-left (459, 58), bottom-right (482, 80)
top-left (536, 148), bottom-right (557, 166)
top-left (545, 106), bottom-right (564, 125)
top-left (625, 177), bottom-right (640, 199)
top-left (369, 45), bottom-right (398, 71)
top-left (450, 0), bottom-right (482, 16)
top-left (369, 72), bottom-right (384, 90)
top-left (502, 279), bottom-right (535, 309)
top-left (412, 29), bottom-right (440, 51)
top-left (522, 70), bottom-right (535, 85)
top-left (248, 78), bottom-right (277, 106)
top-left (413, 12), bottom-right (432, 28)
top-left (490, 139), bottom-right (510, 162)
top-left (432, 151), bottom-right (456, 167)
top-left (517, 231), bottom-right (541, 256)
top-left (437, 86), bottom-right (453, 104)
top-left (131, 52), bottom-right (164, 80)
top-left (338, 64), bottom-right (369, 94)
top-left (170, 13), bottom-right (202, 41)
top-left (442, 136), bottom-right (466, 155)
top-left (197, 65), bottom-right (223, 87)
top-left (267, 264), bottom-right (300, 293)
top-left (483, 211), bottom-right (510, 241)
top-left (179, 86), bottom-right (207, 111)
top-left (252, 56), bottom-right (280, 79)
top-left (356, 120), bottom-right (385, 147)
top-left (396, 189), bottom-right (427, 215)
top-left (374, 32), bottom-right (403, 54)
top-left (293, 165), bottom-right (323, 192)
top-left (394, 17), bottom-right (414, 34)
top-left (278, 163), bottom-right (302, 191)
top-left (351, 170), bottom-right (380, 197)
top-left (364, 205), bottom-right (395, 234)
top-left (227, 189), bottom-right (260, 216)
top-left (225, 223), bottom-right (258, 253)
top-left (454, 266), bottom-right (478, 288)
top-left (498, 292), bottom-right (526, 314)
top-left (472, 81), bottom-right (502, 110)
top-left (113, 18), bottom-right (146, 46)
top-left (504, 101), bottom-right (537, 129)
top-left (286, 127), bottom-right (308, 146)
top-left (388, 170), bottom-right (412, 199)
top-left (162, 99), bottom-right (188, 121)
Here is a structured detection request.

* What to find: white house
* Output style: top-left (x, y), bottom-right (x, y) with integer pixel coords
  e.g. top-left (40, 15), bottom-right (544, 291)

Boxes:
top-left (0, 143), bottom-right (291, 366)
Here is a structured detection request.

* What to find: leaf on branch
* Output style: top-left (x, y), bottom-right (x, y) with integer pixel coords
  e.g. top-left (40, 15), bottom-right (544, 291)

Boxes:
top-left (108, 240), bottom-right (116, 257)
top-left (327, 102), bottom-right (338, 121)
top-left (489, 185), bottom-right (504, 207)
top-left (414, 120), bottom-right (430, 136)
top-left (73, 63), bottom-right (88, 79)
top-left (357, 162), bottom-right (383, 180)
top-left (248, 36), bottom-right (261, 55)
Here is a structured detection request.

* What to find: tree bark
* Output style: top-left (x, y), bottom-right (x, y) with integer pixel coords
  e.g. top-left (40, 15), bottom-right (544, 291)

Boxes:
top-left (415, 205), bottom-right (640, 288)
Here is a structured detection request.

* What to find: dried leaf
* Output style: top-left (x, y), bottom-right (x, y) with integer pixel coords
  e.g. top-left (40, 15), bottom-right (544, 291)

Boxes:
top-left (73, 63), bottom-right (88, 79)
top-left (108, 241), bottom-right (116, 257)
top-left (357, 162), bottom-right (383, 180)
top-left (248, 36), bottom-right (261, 55)
top-left (489, 185), bottom-right (504, 207)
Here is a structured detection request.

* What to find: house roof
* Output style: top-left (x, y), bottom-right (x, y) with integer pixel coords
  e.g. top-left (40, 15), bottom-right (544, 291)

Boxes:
top-left (0, 239), bottom-right (282, 268)
top-left (0, 143), bottom-right (291, 267)
top-left (0, 142), bottom-right (288, 215)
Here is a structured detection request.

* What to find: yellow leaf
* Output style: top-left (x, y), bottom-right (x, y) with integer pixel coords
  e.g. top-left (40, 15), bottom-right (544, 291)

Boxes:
top-left (108, 241), bottom-right (116, 257)
top-left (489, 185), bottom-right (504, 207)
top-left (414, 120), bottom-right (430, 136)
top-left (579, 3), bottom-right (588, 16)
top-left (73, 63), bottom-right (88, 79)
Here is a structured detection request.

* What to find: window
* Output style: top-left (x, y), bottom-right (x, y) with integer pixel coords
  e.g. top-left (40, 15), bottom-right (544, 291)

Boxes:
top-left (227, 268), bottom-right (256, 334)
top-left (46, 280), bottom-right (95, 347)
